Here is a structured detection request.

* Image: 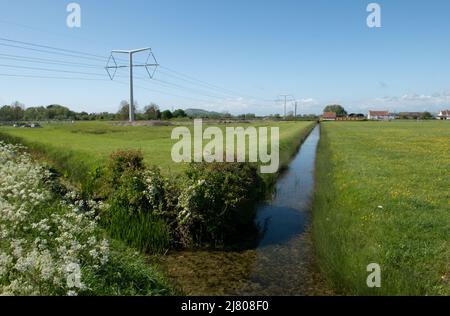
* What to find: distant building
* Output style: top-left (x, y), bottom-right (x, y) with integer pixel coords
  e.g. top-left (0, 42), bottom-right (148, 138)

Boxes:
top-left (438, 110), bottom-right (450, 120)
top-left (368, 111), bottom-right (394, 121)
top-left (321, 112), bottom-right (337, 121)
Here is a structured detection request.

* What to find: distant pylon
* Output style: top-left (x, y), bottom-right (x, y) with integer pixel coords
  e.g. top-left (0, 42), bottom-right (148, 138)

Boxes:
top-left (278, 94), bottom-right (294, 118)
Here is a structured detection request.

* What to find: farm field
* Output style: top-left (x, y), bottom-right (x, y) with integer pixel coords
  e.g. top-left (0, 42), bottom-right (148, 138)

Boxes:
top-left (0, 121), bottom-right (315, 184)
top-left (313, 121), bottom-right (450, 295)
top-left (0, 120), bottom-right (317, 296)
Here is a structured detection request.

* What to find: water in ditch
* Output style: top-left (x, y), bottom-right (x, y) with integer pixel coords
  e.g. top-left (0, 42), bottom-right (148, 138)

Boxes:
top-left (158, 125), bottom-right (331, 295)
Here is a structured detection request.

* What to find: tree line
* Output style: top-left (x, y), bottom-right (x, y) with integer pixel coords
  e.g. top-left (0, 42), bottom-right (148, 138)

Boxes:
top-left (0, 101), bottom-right (189, 122)
top-left (0, 100), bottom-right (321, 122)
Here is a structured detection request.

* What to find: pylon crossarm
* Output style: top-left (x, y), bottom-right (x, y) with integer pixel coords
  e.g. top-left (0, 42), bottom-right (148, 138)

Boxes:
top-left (105, 54), bottom-right (118, 80)
top-left (145, 51), bottom-right (159, 79)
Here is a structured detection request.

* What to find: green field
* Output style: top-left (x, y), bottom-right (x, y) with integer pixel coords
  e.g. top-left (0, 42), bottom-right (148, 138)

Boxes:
top-left (313, 121), bottom-right (450, 295)
top-left (0, 121), bottom-right (315, 184)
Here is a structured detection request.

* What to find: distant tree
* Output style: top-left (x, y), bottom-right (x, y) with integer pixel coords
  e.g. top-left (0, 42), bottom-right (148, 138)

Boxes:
top-left (0, 106), bottom-right (14, 121)
top-left (144, 103), bottom-right (161, 120)
top-left (222, 112), bottom-right (232, 119)
top-left (420, 112), bottom-right (433, 120)
top-left (399, 114), bottom-right (409, 120)
top-left (46, 104), bottom-right (74, 120)
top-left (0, 102), bottom-right (25, 121)
top-left (11, 101), bottom-right (25, 121)
top-left (323, 105), bottom-right (347, 117)
top-left (286, 111), bottom-right (294, 119)
top-left (161, 110), bottom-right (173, 120)
top-left (172, 109), bottom-right (187, 118)
top-left (24, 106), bottom-right (48, 121)
top-left (117, 100), bottom-right (137, 121)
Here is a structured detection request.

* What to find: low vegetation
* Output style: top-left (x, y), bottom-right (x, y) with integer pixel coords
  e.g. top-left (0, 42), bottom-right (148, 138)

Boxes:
top-left (0, 121), bottom-right (315, 185)
top-left (0, 142), bottom-right (172, 296)
top-left (102, 150), bottom-right (264, 251)
top-left (0, 120), bottom-right (316, 295)
top-left (313, 121), bottom-right (450, 295)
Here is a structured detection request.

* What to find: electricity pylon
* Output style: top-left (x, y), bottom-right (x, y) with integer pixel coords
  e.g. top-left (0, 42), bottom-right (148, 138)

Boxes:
top-left (106, 48), bottom-right (159, 122)
top-left (278, 94), bottom-right (294, 118)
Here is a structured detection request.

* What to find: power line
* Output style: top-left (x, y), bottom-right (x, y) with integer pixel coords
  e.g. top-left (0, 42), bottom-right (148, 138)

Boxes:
top-left (0, 36), bottom-right (275, 109)
top-left (0, 37), bottom-right (271, 103)
top-left (136, 75), bottom-right (245, 101)
top-left (0, 54), bottom-right (103, 69)
top-left (157, 68), bottom-right (242, 98)
top-left (0, 73), bottom-right (110, 81)
top-left (0, 63), bottom-right (107, 77)
top-left (0, 42), bottom-right (108, 62)
top-left (0, 22), bottom-right (275, 104)
top-left (111, 80), bottom-right (226, 104)
top-left (0, 36), bottom-right (107, 61)
top-left (160, 66), bottom-right (273, 102)
top-left (0, 56), bottom-right (236, 102)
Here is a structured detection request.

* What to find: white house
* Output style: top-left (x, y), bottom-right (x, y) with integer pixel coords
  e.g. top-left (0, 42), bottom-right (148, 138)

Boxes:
top-left (438, 110), bottom-right (450, 120)
top-left (368, 111), bottom-right (394, 121)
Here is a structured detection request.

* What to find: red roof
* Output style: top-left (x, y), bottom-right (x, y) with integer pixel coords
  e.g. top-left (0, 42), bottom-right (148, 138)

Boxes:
top-left (369, 111), bottom-right (390, 116)
top-left (322, 112), bottom-right (337, 119)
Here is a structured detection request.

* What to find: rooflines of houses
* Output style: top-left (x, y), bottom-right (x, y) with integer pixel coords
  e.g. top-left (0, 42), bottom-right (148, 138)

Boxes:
top-left (322, 112), bottom-right (337, 119)
top-left (368, 110), bottom-right (390, 116)
top-left (320, 109), bottom-right (450, 121)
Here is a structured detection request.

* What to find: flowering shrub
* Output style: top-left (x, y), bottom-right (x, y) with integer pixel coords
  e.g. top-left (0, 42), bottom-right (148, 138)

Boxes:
top-left (103, 152), bottom-right (171, 253)
top-left (177, 162), bottom-right (263, 246)
top-left (0, 142), bottom-right (109, 296)
top-left (103, 150), bottom-right (264, 250)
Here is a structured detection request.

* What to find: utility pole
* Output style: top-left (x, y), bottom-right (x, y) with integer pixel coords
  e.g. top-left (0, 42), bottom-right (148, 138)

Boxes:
top-left (106, 48), bottom-right (159, 122)
top-left (278, 94), bottom-right (293, 118)
top-left (294, 101), bottom-right (298, 118)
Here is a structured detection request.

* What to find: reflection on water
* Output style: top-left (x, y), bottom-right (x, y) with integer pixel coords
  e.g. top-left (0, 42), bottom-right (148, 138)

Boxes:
top-left (159, 126), bottom-right (331, 296)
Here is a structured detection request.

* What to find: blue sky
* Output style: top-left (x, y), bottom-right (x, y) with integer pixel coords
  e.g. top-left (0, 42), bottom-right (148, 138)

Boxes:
top-left (1, 0), bottom-right (450, 115)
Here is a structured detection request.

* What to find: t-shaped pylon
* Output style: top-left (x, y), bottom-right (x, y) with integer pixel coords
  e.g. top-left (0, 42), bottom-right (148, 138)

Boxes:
top-left (105, 48), bottom-right (159, 122)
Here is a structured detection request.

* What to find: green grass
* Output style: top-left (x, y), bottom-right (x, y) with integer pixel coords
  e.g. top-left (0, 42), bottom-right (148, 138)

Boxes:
top-left (0, 120), bottom-right (315, 185)
top-left (83, 239), bottom-right (174, 296)
top-left (313, 121), bottom-right (450, 295)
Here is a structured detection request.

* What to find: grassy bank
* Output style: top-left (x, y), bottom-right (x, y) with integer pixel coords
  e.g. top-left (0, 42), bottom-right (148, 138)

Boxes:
top-left (262, 121), bottom-right (316, 188)
top-left (313, 121), bottom-right (450, 295)
top-left (0, 121), bottom-right (315, 186)
top-left (0, 120), bottom-right (316, 295)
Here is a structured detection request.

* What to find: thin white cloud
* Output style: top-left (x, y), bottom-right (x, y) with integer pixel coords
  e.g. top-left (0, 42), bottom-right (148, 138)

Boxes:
top-left (358, 92), bottom-right (450, 113)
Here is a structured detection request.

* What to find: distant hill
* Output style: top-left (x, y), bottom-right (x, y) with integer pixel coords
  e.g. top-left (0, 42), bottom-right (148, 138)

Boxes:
top-left (185, 109), bottom-right (228, 118)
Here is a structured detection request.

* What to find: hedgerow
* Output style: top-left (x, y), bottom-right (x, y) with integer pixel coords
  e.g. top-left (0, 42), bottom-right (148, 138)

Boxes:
top-left (102, 150), bottom-right (264, 250)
